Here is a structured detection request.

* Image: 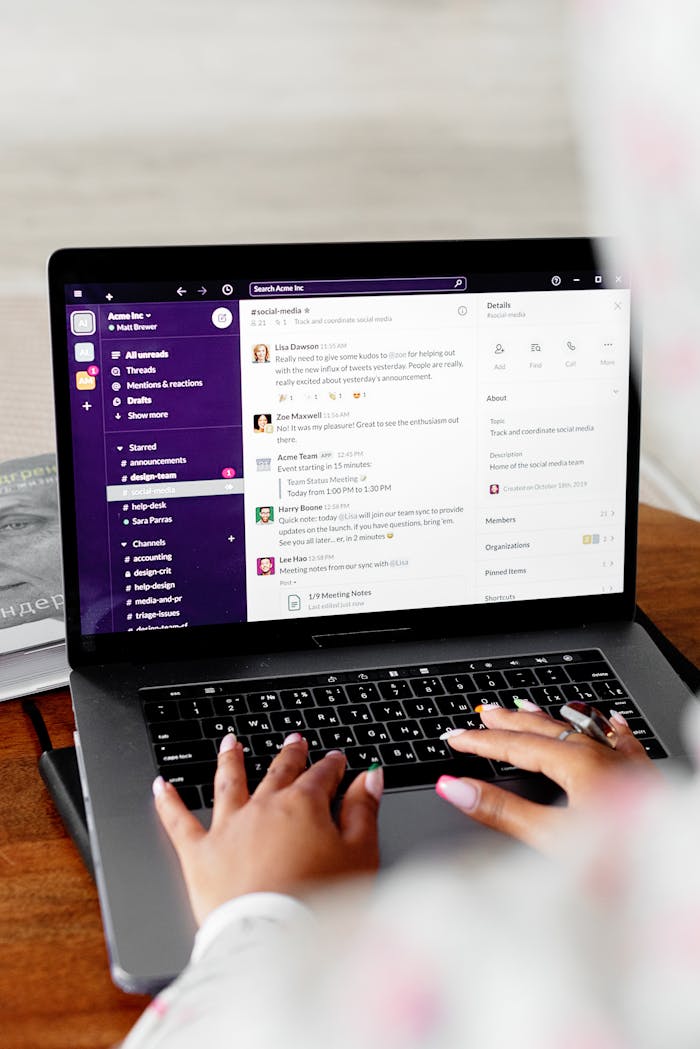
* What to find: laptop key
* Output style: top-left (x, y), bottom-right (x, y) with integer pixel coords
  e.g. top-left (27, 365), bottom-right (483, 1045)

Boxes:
top-left (379, 742), bottom-right (418, 765)
top-left (345, 683), bottom-right (380, 703)
top-left (534, 665), bottom-right (570, 685)
top-left (245, 756), bottom-right (273, 782)
top-left (473, 671), bottom-right (507, 691)
top-left (200, 717), bottom-right (236, 739)
top-left (409, 677), bottom-right (445, 697)
top-left (497, 689), bottom-right (532, 709)
top-left (212, 695), bottom-right (248, 716)
top-left (386, 719), bottom-right (424, 742)
top-left (492, 761), bottom-right (536, 779)
top-left (178, 698), bottom-right (214, 719)
top-left (590, 698), bottom-right (641, 720)
top-left (247, 692), bottom-right (282, 712)
top-left (305, 708), bottom-right (341, 729)
top-left (422, 715), bottom-right (456, 737)
top-left (435, 695), bottom-right (473, 716)
top-left (471, 691), bottom-right (501, 708)
top-left (279, 688), bottom-right (316, 708)
top-left (591, 679), bottom-right (628, 701)
top-left (270, 710), bottom-right (306, 733)
top-left (503, 668), bottom-right (538, 688)
top-left (174, 786), bottom-right (202, 810)
top-left (404, 698), bottom-right (439, 718)
top-left (343, 705), bottom-right (372, 724)
top-left (236, 714), bottom-right (273, 735)
top-left (346, 746), bottom-right (382, 769)
top-left (320, 727), bottom-right (356, 749)
top-left (313, 686), bottom-right (348, 706)
top-left (378, 680), bottom-right (412, 700)
top-left (413, 739), bottom-right (451, 762)
top-left (529, 685), bottom-right (564, 705)
top-left (149, 721), bottom-right (202, 744)
top-left (369, 700), bottom-right (405, 722)
top-left (641, 740), bottom-right (668, 759)
top-left (448, 753), bottom-right (496, 780)
top-left (354, 724), bottom-right (391, 745)
top-left (452, 713), bottom-right (483, 731)
top-left (250, 733), bottom-right (284, 756)
top-left (626, 717), bottom-right (654, 740)
top-left (156, 740), bottom-right (216, 765)
top-left (160, 761), bottom-right (216, 786)
top-left (441, 674), bottom-right (477, 694)
top-left (561, 683), bottom-right (596, 704)
top-left (144, 701), bottom-right (181, 723)
top-left (565, 662), bottom-right (615, 682)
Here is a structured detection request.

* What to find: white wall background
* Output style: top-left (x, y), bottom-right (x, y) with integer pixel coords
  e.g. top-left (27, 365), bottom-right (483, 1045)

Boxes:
top-left (0, 0), bottom-right (695, 516)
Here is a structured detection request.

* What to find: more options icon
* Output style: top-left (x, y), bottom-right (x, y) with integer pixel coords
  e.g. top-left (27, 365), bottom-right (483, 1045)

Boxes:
top-left (70, 310), bottom-right (96, 335)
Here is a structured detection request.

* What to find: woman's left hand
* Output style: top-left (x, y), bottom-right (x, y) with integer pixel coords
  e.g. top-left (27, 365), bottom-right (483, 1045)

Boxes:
top-left (153, 735), bottom-right (382, 925)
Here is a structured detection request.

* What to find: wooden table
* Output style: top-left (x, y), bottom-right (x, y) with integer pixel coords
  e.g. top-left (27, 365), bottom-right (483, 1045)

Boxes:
top-left (1, 504), bottom-right (698, 1049)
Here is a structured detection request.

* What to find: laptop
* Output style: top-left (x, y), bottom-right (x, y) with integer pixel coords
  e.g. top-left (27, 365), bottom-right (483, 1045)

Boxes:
top-left (47, 238), bottom-right (693, 993)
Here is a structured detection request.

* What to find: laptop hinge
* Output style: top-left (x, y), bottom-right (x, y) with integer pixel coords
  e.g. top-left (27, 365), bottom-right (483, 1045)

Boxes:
top-left (311, 627), bottom-right (414, 649)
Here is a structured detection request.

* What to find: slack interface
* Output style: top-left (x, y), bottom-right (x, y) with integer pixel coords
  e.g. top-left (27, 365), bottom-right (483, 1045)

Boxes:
top-left (65, 276), bottom-right (631, 635)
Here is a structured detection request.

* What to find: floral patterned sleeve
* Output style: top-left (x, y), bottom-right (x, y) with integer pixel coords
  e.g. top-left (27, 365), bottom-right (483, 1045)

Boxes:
top-left (120, 703), bottom-right (700, 1049)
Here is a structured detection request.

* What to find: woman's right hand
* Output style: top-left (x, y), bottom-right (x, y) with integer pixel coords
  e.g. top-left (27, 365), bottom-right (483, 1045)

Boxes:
top-left (435, 705), bottom-right (659, 853)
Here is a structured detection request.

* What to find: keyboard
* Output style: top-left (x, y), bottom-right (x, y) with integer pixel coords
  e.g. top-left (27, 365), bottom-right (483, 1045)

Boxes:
top-left (141, 648), bottom-right (667, 810)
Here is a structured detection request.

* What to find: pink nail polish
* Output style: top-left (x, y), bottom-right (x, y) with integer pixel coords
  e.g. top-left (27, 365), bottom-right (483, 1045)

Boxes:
top-left (152, 776), bottom-right (166, 798)
top-left (220, 733), bottom-right (237, 753)
top-left (514, 698), bottom-right (541, 712)
top-left (610, 711), bottom-right (628, 726)
top-left (439, 728), bottom-right (466, 741)
top-left (435, 775), bottom-right (479, 812)
top-left (365, 763), bottom-right (384, 801)
top-left (325, 749), bottom-right (345, 759)
top-left (283, 732), bottom-right (304, 747)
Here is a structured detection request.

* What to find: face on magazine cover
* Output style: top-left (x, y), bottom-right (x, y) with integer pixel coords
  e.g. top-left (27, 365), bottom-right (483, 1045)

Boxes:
top-left (0, 481), bottom-right (62, 629)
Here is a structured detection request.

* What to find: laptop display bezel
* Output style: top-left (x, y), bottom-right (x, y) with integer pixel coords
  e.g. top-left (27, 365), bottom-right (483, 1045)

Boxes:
top-left (48, 238), bottom-right (640, 667)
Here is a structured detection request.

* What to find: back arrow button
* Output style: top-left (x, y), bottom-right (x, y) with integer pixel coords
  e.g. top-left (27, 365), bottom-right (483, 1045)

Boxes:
top-left (176, 286), bottom-right (187, 297)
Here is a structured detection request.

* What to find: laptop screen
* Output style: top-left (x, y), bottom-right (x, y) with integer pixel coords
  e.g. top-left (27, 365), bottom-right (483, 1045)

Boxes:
top-left (55, 245), bottom-right (632, 640)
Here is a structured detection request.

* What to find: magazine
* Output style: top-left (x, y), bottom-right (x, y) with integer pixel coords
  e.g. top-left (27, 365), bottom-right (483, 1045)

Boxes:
top-left (0, 453), bottom-right (69, 701)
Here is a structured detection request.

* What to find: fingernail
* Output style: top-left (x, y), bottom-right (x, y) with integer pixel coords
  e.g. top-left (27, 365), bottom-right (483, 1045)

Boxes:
top-left (513, 698), bottom-right (541, 712)
top-left (152, 776), bottom-right (166, 798)
top-left (220, 733), bottom-right (237, 753)
top-left (435, 775), bottom-right (479, 812)
top-left (439, 728), bottom-right (466, 741)
top-left (610, 711), bottom-right (628, 726)
top-left (283, 732), bottom-right (304, 747)
top-left (325, 749), bottom-right (345, 758)
top-left (476, 702), bottom-right (500, 713)
top-left (365, 762), bottom-right (384, 801)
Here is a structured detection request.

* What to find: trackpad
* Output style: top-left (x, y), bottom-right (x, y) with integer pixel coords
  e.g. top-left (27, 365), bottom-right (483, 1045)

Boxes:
top-left (377, 778), bottom-right (562, 865)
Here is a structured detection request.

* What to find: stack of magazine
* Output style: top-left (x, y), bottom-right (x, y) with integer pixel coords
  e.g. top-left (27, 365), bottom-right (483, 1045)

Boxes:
top-left (0, 452), bottom-right (68, 702)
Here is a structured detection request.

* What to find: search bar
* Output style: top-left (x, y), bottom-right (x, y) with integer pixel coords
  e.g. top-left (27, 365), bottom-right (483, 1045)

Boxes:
top-left (248, 276), bottom-right (467, 297)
